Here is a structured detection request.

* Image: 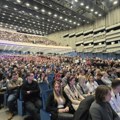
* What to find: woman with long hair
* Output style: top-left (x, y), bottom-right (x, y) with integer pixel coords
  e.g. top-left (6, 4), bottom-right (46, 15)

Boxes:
top-left (64, 76), bottom-right (84, 111)
top-left (46, 81), bottom-right (74, 120)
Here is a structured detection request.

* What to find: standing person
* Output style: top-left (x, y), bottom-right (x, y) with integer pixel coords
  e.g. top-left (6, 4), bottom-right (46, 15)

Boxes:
top-left (89, 85), bottom-right (120, 120)
top-left (21, 72), bottom-right (42, 120)
top-left (46, 81), bottom-right (74, 120)
top-left (110, 80), bottom-right (120, 117)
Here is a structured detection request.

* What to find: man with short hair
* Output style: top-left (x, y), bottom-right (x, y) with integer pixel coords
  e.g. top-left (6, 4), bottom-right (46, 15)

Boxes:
top-left (110, 80), bottom-right (120, 117)
top-left (7, 72), bottom-right (23, 120)
top-left (21, 72), bottom-right (42, 120)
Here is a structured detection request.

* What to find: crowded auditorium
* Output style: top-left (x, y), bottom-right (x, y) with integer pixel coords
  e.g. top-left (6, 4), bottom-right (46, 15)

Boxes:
top-left (0, 0), bottom-right (120, 120)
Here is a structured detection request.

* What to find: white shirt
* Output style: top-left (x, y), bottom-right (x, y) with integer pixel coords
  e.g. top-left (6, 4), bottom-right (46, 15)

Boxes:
top-left (109, 90), bottom-right (120, 117)
top-left (101, 77), bottom-right (111, 86)
top-left (86, 81), bottom-right (98, 94)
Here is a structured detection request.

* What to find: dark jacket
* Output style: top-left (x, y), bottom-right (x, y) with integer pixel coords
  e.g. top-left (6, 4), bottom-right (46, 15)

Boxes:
top-left (73, 95), bottom-right (94, 120)
top-left (21, 80), bottom-right (40, 102)
top-left (90, 101), bottom-right (120, 120)
top-left (46, 91), bottom-right (74, 120)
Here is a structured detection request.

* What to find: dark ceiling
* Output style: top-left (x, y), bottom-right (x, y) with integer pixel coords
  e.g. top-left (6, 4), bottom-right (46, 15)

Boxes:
top-left (0, 0), bottom-right (119, 36)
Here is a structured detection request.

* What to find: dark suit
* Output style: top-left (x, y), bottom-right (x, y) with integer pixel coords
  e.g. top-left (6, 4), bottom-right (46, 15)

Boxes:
top-left (90, 101), bottom-right (120, 120)
top-left (73, 95), bottom-right (94, 120)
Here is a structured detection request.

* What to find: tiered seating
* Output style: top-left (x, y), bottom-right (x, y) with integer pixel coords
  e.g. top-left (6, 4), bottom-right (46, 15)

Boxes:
top-left (0, 30), bottom-right (58, 46)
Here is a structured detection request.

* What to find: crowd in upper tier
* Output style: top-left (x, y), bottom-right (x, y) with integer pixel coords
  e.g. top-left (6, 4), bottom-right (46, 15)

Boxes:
top-left (0, 54), bottom-right (120, 120)
top-left (0, 30), bottom-right (59, 46)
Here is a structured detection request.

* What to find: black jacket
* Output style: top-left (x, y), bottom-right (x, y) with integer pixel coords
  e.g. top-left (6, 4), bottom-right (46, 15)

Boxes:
top-left (46, 91), bottom-right (74, 120)
top-left (73, 95), bottom-right (94, 120)
top-left (21, 80), bottom-right (40, 102)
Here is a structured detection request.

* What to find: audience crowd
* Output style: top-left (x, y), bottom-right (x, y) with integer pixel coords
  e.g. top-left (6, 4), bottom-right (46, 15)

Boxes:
top-left (0, 30), bottom-right (59, 46)
top-left (0, 54), bottom-right (120, 120)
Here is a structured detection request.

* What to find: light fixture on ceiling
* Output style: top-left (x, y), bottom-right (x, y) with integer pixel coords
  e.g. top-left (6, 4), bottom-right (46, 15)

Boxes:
top-left (4, 5), bottom-right (8, 8)
top-left (59, 16), bottom-right (63, 19)
top-left (73, 22), bottom-right (76, 24)
top-left (54, 14), bottom-right (57, 17)
top-left (2, 13), bottom-right (6, 15)
top-left (75, 0), bottom-right (78, 2)
top-left (11, 13), bottom-right (15, 15)
top-left (86, 6), bottom-right (89, 9)
top-left (90, 9), bottom-right (94, 12)
top-left (48, 11), bottom-right (52, 15)
top-left (41, 9), bottom-right (45, 13)
top-left (113, 0), bottom-right (118, 5)
top-left (95, 11), bottom-right (98, 14)
top-left (16, 0), bottom-right (21, 3)
top-left (80, 2), bottom-right (84, 6)
top-left (65, 18), bottom-right (68, 21)
top-left (14, 8), bottom-right (17, 10)
top-left (41, 1), bottom-right (44, 4)
top-left (36, 15), bottom-right (39, 18)
top-left (29, 13), bottom-right (32, 16)
top-left (34, 6), bottom-right (38, 10)
top-left (49, 4), bottom-right (52, 7)
top-left (98, 14), bottom-right (102, 16)
top-left (26, 3), bottom-right (30, 7)
top-left (47, 19), bottom-right (50, 22)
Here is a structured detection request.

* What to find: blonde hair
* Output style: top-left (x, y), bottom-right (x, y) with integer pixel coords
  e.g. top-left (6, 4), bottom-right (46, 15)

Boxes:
top-left (53, 81), bottom-right (65, 103)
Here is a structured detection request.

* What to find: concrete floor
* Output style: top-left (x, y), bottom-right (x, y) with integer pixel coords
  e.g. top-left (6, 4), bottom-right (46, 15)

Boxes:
top-left (0, 107), bottom-right (25, 120)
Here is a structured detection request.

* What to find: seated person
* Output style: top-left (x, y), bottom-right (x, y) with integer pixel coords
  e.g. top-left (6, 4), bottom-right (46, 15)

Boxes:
top-left (64, 76), bottom-right (84, 111)
top-left (21, 72), bottom-right (42, 120)
top-left (7, 72), bottom-right (23, 120)
top-left (101, 71), bottom-right (112, 86)
top-left (109, 80), bottom-right (120, 117)
top-left (0, 76), bottom-right (9, 108)
top-left (76, 75), bottom-right (89, 97)
top-left (89, 85), bottom-right (120, 120)
top-left (86, 75), bottom-right (98, 95)
top-left (46, 81), bottom-right (74, 120)
top-left (95, 73), bottom-right (106, 86)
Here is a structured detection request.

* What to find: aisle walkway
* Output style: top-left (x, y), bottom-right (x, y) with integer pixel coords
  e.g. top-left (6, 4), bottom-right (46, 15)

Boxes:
top-left (0, 108), bottom-right (24, 120)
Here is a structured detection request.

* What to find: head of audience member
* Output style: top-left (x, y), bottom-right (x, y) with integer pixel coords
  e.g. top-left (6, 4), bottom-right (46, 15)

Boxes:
top-left (95, 85), bottom-right (111, 103)
top-left (88, 75), bottom-right (94, 83)
top-left (53, 81), bottom-right (62, 96)
top-left (101, 71), bottom-right (109, 78)
top-left (12, 72), bottom-right (19, 81)
top-left (67, 76), bottom-right (76, 87)
top-left (111, 80), bottom-right (120, 94)
top-left (26, 72), bottom-right (34, 84)
top-left (78, 75), bottom-right (87, 86)
top-left (96, 73), bottom-right (102, 80)
top-left (53, 81), bottom-right (65, 103)
top-left (66, 72), bottom-right (70, 78)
